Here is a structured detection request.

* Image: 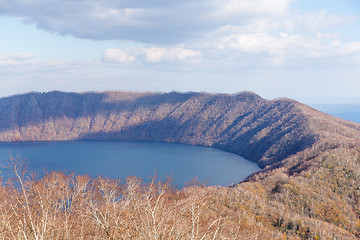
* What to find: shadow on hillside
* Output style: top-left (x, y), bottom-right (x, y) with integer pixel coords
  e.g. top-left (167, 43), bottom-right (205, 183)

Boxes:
top-left (0, 91), bottom-right (203, 133)
top-left (77, 114), bottom-right (316, 169)
top-left (0, 91), bottom-right (317, 168)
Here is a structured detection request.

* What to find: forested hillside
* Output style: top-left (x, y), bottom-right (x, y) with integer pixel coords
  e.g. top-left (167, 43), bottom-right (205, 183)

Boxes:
top-left (0, 90), bottom-right (360, 239)
top-left (1, 91), bottom-right (358, 167)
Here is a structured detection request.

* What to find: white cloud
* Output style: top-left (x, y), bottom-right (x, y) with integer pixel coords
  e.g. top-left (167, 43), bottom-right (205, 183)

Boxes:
top-left (101, 47), bottom-right (202, 65)
top-left (1, 0), bottom-right (357, 68)
top-left (142, 47), bottom-right (202, 63)
top-left (340, 42), bottom-right (360, 54)
top-left (219, 33), bottom-right (304, 55)
top-left (0, 0), bottom-right (295, 43)
top-left (102, 49), bottom-right (135, 64)
top-left (0, 53), bottom-right (35, 65)
top-left (214, 0), bottom-right (293, 17)
top-left (0, 53), bottom-right (72, 68)
top-left (99, 32), bottom-right (360, 69)
top-left (209, 9), bottom-right (355, 39)
top-left (282, 10), bottom-right (355, 32)
top-left (216, 31), bottom-right (360, 65)
top-left (316, 32), bottom-right (341, 39)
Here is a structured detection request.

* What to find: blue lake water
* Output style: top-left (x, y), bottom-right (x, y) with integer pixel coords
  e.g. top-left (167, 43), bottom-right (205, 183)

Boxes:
top-left (0, 141), bottom-right (260, 187)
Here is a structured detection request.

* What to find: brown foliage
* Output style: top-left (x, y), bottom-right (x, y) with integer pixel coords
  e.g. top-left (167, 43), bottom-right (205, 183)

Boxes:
top-left (0, 156), bottom-right (283, 239)
top-left (2, 149), bottom-right (360, 239)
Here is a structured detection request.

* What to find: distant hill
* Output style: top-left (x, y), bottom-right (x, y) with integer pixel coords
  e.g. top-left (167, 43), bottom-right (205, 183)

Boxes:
top-left (0, 91), bottom-right (359, 168)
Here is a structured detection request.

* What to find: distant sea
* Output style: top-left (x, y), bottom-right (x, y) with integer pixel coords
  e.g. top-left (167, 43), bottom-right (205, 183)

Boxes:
top-left (311, 104), bottom-right (360, 124)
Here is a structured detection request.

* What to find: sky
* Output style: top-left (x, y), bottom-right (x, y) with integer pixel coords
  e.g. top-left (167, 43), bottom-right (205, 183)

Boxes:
top-left (0, 0), bottom-right (359, 104)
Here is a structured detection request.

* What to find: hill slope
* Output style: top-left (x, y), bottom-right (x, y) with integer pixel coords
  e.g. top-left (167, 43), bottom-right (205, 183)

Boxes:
top-left (1, 91), bottom-right (358, 168)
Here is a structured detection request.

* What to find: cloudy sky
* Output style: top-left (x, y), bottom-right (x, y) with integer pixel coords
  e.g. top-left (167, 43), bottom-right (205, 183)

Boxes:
top-left (0, 0), bottom-right (359, 103)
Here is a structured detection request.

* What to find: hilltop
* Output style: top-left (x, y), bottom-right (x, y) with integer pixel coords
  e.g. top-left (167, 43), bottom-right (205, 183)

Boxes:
top-left (0, 90), bottom-right (359, 239)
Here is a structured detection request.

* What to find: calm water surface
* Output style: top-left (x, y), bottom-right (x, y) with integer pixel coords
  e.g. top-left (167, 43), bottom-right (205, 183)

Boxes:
top-left (0, 141), bottom-right (260, 186)
top-left (311, 104), bottom-right (360, 124)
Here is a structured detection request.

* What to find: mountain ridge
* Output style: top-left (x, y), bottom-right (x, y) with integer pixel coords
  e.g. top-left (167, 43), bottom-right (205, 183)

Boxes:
top-left (0, 90), bottom-right (358, 169)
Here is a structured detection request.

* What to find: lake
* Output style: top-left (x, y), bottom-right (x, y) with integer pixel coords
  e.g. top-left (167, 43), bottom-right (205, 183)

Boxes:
top-left (0, 141), bottom-right (260, 187)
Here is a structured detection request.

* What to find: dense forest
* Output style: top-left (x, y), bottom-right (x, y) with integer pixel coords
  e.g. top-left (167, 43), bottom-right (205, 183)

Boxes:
top-left (0, 91), bottom-right (359, 239)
